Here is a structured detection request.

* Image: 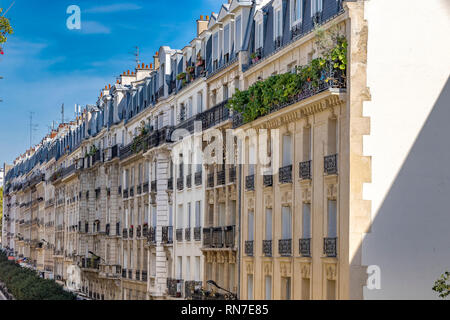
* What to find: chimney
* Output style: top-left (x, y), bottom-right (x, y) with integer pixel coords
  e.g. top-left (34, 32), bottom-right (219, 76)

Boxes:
top-left (197, 15), bottom-right (209, 37)
top-left (153, 51), bottom-right (160, 70)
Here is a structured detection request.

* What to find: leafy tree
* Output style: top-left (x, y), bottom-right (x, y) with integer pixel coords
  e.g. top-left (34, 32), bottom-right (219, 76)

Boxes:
top-left (0, 8), bottom-right (14, 45)
top-left (433, 272), bottom-right (450, 299)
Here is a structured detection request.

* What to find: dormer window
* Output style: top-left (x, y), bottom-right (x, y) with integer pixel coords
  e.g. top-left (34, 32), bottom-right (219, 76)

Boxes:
top-left (255, 20), bottom-right (263, 50)
top-left (291, 0), bottom-right (303, 27)
top-left (311, 0), bottom-right (323, 17)
top-left (224, 24), bottom-right (230, 63)
top-left (274, 8), bottom-right (282, 40)
top-left (235, 15), bottom-right (242, 52)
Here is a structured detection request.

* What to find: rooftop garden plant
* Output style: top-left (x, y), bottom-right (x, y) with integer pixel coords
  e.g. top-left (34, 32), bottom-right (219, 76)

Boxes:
top-left (227, 35), bottom-right (347, 125)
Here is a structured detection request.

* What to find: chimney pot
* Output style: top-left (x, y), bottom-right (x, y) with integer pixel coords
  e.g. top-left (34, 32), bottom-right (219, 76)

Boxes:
top-left (127, 70), bottom-right (130, 75)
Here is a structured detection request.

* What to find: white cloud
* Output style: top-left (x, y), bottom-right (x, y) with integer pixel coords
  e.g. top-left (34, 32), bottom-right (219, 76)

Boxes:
top-left (84, 3), bottom-right (142, 14)
top-left (79, 21), bottom-right (111, 34)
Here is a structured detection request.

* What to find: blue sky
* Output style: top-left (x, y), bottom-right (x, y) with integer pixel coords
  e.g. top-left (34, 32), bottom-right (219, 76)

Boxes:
top-left (0, 0), bottom-right (223, 165)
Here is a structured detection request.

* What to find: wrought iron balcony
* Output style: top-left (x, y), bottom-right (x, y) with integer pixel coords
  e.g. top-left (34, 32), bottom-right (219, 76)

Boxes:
top-left (300, 238), bottom-right (311, 257)
top-left (122, 268), bottom-right (127, 278)
top-left (122, 228), bottom-right (128, 239)
top-left (212, 227), bottom-right (224, 248)
top-left (186, 174), bottom-right (192, 188)
top-left (194, 227), bottom-right (202, 241)
top-left (136, 270), bottom-right (141, 281)
top-left (142, 271), bottom-right (148, 282)
top-left (167, 278), bottom-right (184, 298)
top-left (177, 177), bottom-right (184, 191)
top-left (263, 240), bottom-right (272, 257)
top-left (128, 269), bottom-right (133, 280)
top-left (245, 241), bottom-right (254, 256)
top-left (151, 181), bottom-right (157, 193)
top-left (203, 228), bottom-right (212, 247)
top-left (195, 172), bottom-right (202, 186)
top-left (143, 224), bottom-right (149, 237)
top-left (185, 228), bottom-right (191, 241)
top-left (279, 165), bottom-right (293, 184)
top-left (143, 182), bottom-right (149, 193)
top-left (162, 226), bottom-right (173, 244)
top-left (137, 185), bottom-right (142, 195)
top-left (129, 187), bottom-right (135, 197)
top-left (168, 177), bottom-right (173, 191)
top-left (207, 173), bottom-right (214, 188)
top-left (279, 239), bottom-right (292, 256)
top-left (224, 226), bottom-right (235, 248)
top-left (185, 281), bottom-right (202, 300)
top-left (300, 160), bottom-right (312, 180)
top-left (123, 189), bottom-right (129, 199)
top-left (324, 238), bottom-right (337, 257)
top-left (176, 229), bottom-right (183, 242)
top-left (229, 166), bottom-right (236, 183)
top-left (147, 226), bottom-right (156, 244)
top-left (324, 154), bottom-right (338, 175)
top-left (136, 225), bottom-right (142, 238)
top-left (217, 170), bottom-right (225, 185)
top-left (129, 227), bottom-right (134, 238)
top-left (263, 175), bottom-right (273, 187)
top-left (246, 175), bottom-right (255, 191)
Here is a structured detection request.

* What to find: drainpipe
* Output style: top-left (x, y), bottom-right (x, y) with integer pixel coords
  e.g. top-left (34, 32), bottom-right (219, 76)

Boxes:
top-left (237, 155), bottom-right (242, 299)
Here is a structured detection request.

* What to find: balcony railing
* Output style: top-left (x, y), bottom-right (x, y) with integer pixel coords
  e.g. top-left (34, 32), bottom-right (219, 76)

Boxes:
top-left (245, 241), bottom-right (254, 256)
top-left (162, 226), bottom-right (173, 244)
top-left (167, 278), bottom-right (183, 298)
top-left (122, 269), bottom-right (127, 278)
top-left (279, 239), bottom-right (292, 256)
top-left (136, 270), bottom-right (141, 281)
top-left (177, 178), bottom-right (184, 191)
top-left (207, 173), bottom-right (214, 188)
top-left (122, 228), bottom-right (128, 239)
top-left (324, 154), bottom-right (338, 175)
top-left (176, 229), bottom-right (183, 242)
top-left (195, 172), bottom-right (202, 186)
top-left (194, 227), bottom-right (202, 241)
top-left (203, 226), bottom-right (235, 249)
top-left (186, 174), bottom-right (192, 189)
top-left (263, 240), bottom-right (272, 257)
top-left (217, 170), bottom-right (225, 186)
top-left (245, 175), bottom-right (255, 191)
top-left (279, 165), bottom-right (293, 184)
top-left (130, 187), bottom-right (134, 197)
top-left (324, 237), bottom-right (337, 257)
top-left (263, 175), bottom-right (273, 187)
top-left (142, 271), bottom-right (148, 282)
top-left (147, 226), bottom-right (156, 244)
top-left (229, 166), bottom-right (236, 183)
top-left (300, 238), bottom-right (311, 257)
top-left (137, 225), bottom-right (142, 238)
top-left (143, 182), bottom-right (149, 193)
top-left (151, 181), bottom-right (157, 193)
top-left (129, 227), bottom-right (134, 238)
top-left (185, 281), bottom-right (202, 300)
top-left (168, 178), bottom-right (173, 191)
top-left (300, 160), bottom-right (312, 180)
top-left (185, 228), bottom-right (191, 241)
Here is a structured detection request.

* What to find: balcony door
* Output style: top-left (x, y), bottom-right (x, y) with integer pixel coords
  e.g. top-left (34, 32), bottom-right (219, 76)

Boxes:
top-left (282, 206), bottom-right (292, 240)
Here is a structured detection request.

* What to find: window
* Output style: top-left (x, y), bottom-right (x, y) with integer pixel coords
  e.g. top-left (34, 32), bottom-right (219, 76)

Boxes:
top-left (265, 208), bottom-right (273, 240)
top-left (302, 203), bottom-right (311, 239)
top-left (282, 134), bottom-right (292, 167)
top-left (248, 210), bottom-right (254, 241)
top-left (187, 203), bottom-right (192, 228)
top-left (224, 24), bottom-right (230, 57)
top-left (302, 278), bottom-right (311, 300)
top-left (282, 277), bottom-right (292, 300)
top-left (186, 257), bottom-right (191, 281)
top-left (282, 206), bottom-right (292, 240)
top-left (274, 8), bottom-right (283, 39)
top-left (248, 144), bottom-right (256, 175)
top-left (195, 201), bottom-right (201, 228)
top-left (213, 32), bottom-right (219, 67)
top-left (223, 84), bottom-right (229, 100)
top-left (328, 118), bottom-right (337, 155)
top-left (291, 0), bottom-right (303, 25)
top-left (311, 0), bottom-right (323, 16)
top-left (197, 92), bottom-right (203, 113)
top-left (265, 276), bottom-right (272, 300)
top-left (219, 203), bottom-right (226, 227)
top-left (255, 19), bottom-right (263, 49)
top-left (195, 257), bottom-right (201, 281)
top-left (177, 205), bottom-right (184, 229)
top-left (327, 200), bottom-right (337, 238)
top-left (303, 126), bottom-right (312, 161)
top-left (247, 274), bottom-right (254, 300)
top-left (177, 257), bottom-right (182, 279)
top-left (235, 15), bottom-right (242, 51)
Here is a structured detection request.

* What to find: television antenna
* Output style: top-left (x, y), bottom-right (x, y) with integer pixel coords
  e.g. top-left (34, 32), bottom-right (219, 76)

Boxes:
top-left (29, 112), bottom-right (39, 148)
top-left (130, 46), bottom-right (140, 66)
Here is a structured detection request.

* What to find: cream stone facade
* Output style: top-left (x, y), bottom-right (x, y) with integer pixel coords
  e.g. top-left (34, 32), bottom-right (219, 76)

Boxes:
top-left (2, 0), bottom-right (449, 300)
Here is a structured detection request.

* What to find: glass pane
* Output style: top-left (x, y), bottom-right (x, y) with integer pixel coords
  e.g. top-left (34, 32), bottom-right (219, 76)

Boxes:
top-left (328, 200), bottom-right (337, 238)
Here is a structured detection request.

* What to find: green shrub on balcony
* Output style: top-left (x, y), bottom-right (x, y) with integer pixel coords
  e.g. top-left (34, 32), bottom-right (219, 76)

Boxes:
top-left (227, 37), bottom-right (347, 124)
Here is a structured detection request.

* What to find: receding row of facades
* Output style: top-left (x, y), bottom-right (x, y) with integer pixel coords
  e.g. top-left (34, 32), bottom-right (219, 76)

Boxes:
top-left (2, 0), bottom-right (374, 300)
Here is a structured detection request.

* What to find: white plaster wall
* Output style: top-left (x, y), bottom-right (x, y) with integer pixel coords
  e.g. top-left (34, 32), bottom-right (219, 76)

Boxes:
top-left (362, 0), bottom-right (450, 299)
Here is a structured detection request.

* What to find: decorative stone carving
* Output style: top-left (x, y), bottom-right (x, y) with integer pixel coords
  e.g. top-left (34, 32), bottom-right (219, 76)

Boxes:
top-left (248, 198), bottom-right (255, 210)
top-left (327, 184), bottom-right (338, 200)
top-left (246, 262), bottom-right (254, 275)
top-left (281, 190), bottom-right (292, 205)
top-left (300, 263), bottom-right (311, 279)
top-left (263, 263), bottom-right (273, 275)
top-left (325, 263), bottom-right (337, 281)
top-left (265, 194), bottom-right (273, 209)
top-left (280, 262), bottom-right (291, 277)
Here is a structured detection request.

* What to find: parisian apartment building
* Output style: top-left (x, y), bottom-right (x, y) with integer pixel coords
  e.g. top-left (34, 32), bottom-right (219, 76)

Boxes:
top-left (1, 0), bottom-right (449, 300)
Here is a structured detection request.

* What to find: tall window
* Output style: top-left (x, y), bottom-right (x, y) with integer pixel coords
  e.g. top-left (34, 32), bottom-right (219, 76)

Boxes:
top-left (265, 208), bottom-right (273, 240)
top-left (291, 0), bottom-right (303, 25)
top-left (282, 134), bottom-right (292, 167)
top-left (274, 8), bottom-right (283, 39)
top-left (187, 203), bottom-right (192, 228)
top-left (265, 276), bottom-right (272, 300)
top-left (282, 277), bottom-right (292, 300)
top-left (248, 210), bottom-right (254, 241)
top-left (247, 274), bottom-right (254, 300)
top-left (195, 257), bottom-right (201, 281)
top-left (328, 118), bottom-right (338, 155)
top-left (327, 200), bottom-right (337, 238)
top-left (303, 126), bottom-right (312, 161)
top-left (282, 206), bottom-right (292, 240)
top-left (219, 203), bottom-right (226, 227)
top-left (311, 0), bottom-right (323, 16)
top-left (302, 203), bottom-right (311, 239)
top-left (235, 15), bottom-right (242, 51)
top-left (224, 24), bottom-right (230, 58)
top-left (197, 92), bottom-right (203, 113)
top-left (177, 256), bottom-right (182, 279)
top-left (213, 32), bottom-right (219, 65)
top-left (177, 205), bottom-right (184, 229)
top-left (195, 201), bottom-right (202, 228)
top-left (255, 20), bottom-right (263, 49)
